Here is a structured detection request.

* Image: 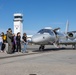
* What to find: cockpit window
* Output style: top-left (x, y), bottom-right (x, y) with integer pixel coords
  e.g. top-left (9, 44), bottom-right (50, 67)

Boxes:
top-left (38, 29), bottom-right (54, 35)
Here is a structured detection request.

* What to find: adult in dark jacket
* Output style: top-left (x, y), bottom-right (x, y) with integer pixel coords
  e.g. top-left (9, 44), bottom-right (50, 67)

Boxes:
top-left (16, 32), bottom-right (21, 52)
top-left (7, 28), bottom-right (13, 54)
top-left (11, 33), bottom-right (16, 52)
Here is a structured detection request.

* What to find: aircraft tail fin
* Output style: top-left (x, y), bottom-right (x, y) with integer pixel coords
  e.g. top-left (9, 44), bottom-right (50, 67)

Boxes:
top-left (65, 20), bottom-right (69, 33)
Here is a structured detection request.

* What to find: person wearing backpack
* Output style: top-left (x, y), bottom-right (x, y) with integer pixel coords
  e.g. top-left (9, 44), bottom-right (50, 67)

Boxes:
top-left (4, 31), bottom-right (8, 52)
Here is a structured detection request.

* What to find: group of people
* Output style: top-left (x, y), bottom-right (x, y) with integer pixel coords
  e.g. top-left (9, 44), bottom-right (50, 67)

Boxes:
top-left (0, 28), bottom-right (27, 54)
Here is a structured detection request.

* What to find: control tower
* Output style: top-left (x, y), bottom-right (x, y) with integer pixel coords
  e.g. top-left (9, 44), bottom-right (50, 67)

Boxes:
top-left (14, 13), bottom-right (23, 38)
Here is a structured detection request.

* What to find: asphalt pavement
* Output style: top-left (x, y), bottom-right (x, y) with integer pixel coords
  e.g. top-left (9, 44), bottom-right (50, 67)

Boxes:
top-left (0, 45), bottom-right (74, 59)
top-left (0, 45), bottom-right (76, 75)
top-left (0, 45), bottom-right (40, 59)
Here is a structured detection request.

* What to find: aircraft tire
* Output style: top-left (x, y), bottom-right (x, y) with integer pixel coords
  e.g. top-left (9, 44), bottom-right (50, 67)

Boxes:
top-left (72, 44), bottom-right (76, 50)
top-left (39, 45), bottom-right (45, 51)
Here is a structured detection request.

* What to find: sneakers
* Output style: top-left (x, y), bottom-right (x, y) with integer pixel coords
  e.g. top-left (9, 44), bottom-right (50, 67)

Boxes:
top-left (0, 50), bottom-right (3, 52)
top-left (21, 51), bottom-right (28, 53)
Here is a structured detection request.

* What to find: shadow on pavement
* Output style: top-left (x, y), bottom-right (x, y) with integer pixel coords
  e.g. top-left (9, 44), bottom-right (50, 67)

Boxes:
top-left (32, 47), bottom-right (75, 52)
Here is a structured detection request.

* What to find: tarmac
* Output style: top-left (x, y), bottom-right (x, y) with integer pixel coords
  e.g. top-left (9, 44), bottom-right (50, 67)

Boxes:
top-left (0, 51), bottom-right (38, 59)
top-left (0, 45), bottom-right (42, 59)
top-left (0, 45), bottom-right (75, 59)
top-left (0, 45), bottom-right (76, 75)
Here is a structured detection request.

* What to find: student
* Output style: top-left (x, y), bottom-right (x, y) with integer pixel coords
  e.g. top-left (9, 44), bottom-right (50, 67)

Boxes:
top-left (16, 32), bottom-right (21, 52)
top-left (1, 32), bottom-right (6, 52)
top-left (7, 28), bottom-right (13, 54)
top-left (11, 33), bottom-right (16, 53)
top-left (22, 33), bottom-right (27, 53)
top-left (0, 35), bottom-right (3, 52)
top-left (4, 31), bottom-right (8, 52)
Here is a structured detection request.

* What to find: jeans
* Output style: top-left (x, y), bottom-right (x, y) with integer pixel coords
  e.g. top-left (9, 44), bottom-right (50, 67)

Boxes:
top-left (22, 43), bottom-right (27, 53)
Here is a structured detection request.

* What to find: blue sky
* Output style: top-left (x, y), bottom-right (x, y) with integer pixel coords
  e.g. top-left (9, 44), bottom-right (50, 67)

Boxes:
top-left (0, 0), bottom-right (76, 35)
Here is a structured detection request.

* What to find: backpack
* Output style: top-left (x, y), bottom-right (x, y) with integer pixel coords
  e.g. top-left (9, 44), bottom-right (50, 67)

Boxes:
top-left (3, 35), bottom-right (6, 40)
top-left (3, 34), bottom-right (7, 42)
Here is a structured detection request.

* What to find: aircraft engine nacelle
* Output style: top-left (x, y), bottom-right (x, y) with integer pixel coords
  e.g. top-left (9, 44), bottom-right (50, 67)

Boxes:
top-left (68, 32), bottom-right (76, 40)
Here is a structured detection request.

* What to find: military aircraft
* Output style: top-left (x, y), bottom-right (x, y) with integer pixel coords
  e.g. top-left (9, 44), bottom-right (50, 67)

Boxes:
top-left (31, 21), bottom-right (76, 50)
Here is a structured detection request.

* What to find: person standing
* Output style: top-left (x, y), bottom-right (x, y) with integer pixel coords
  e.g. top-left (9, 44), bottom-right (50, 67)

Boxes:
top-left (22, 33), bottom-right (27, 53)
top-left (1, 32), bottom-right (6, 52)
top-left (7, 28), bottom-right (13, 54)
top-left (4, 31), bottom-right (8, 52)
top-left (11, 33), bottom-right (16, 53)
top-left (16, 32), bottom-right (21, 52)
top-left (0, 34), bottom-right (3, 52)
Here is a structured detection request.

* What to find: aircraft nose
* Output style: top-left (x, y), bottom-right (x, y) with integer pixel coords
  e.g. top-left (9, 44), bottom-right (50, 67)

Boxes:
top-left (31, 35), bottom-right (41, 43)
top-left (31, 34), bottom-right (42, 43)
top-left (31, 38), bottom-right (37, 43)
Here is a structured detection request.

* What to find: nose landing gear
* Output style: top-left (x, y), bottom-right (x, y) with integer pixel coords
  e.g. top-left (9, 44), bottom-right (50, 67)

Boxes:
top-left (39, 45), bottom-right (45, 51)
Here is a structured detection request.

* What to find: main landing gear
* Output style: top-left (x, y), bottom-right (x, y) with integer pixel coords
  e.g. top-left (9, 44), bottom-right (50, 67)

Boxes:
top-left (72, 44), bottom-right (76, 49)
top-left (39, 45), bottom-right (45, 51)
